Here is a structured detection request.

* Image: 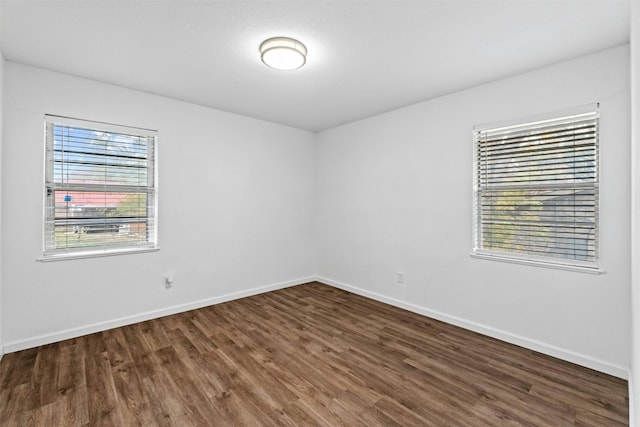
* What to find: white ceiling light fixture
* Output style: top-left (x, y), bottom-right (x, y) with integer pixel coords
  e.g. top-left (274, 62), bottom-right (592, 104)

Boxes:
top-left (260, 37), bottom-right (307, 71)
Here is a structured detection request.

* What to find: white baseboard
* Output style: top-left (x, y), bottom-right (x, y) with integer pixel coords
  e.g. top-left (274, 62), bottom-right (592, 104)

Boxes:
top-left (317, 276), bottom-right (628, 379)
top-left (3, 276), bottom-right (315, 353)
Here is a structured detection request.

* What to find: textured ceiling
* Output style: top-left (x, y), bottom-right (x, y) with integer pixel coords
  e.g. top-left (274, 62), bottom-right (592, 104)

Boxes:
top-left (0, 0), bottom-right (630, 132)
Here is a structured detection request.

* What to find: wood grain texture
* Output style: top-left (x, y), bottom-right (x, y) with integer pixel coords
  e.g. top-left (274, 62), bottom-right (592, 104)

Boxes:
top-left (0, 282), bottom-right (629, 426)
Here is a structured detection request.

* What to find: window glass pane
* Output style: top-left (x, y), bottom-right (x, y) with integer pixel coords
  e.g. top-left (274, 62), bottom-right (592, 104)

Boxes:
top-left (52, 125), bottom-right (150, 186)
top-left (52, 223), bottom-right (149, 250)
top-left (479, 188), bottom-right (596, 261)
top-left (44, 116), bottom-right (157, 256)
top-left (474, 110), bottom-right (598, 267)
top-left (53, 191), bottom-right (149, 218)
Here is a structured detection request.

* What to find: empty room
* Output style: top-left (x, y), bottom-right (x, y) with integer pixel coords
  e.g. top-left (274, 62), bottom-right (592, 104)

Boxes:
top-left (1, 0), bottom-right (639, 425)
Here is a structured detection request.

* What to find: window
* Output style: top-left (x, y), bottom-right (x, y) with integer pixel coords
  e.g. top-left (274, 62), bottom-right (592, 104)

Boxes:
top-left (43, 115), bottom-right (157, 259)
top-left (473, 108), bottom-right (599, 271)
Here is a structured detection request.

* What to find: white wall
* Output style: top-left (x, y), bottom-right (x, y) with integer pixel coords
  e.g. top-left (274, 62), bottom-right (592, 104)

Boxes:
top-left (630, 0), bottom-right (640, 423)
top-left (2, 62), bottom-right (316, 350)
top-left (316, 45), bottom-right (631, 377)
top-left (0, 22), bottom-right (4, 361)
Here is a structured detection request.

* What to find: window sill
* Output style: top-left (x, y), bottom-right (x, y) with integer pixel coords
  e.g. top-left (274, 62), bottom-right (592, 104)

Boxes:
top-left (470, 252), bottom-right (604, 275)
top-left (37, 247), bottom-right (159, 262)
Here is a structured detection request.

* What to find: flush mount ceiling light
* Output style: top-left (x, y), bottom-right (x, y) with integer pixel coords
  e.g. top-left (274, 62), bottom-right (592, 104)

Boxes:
top-left (260, 37), bottom-right (307, 71)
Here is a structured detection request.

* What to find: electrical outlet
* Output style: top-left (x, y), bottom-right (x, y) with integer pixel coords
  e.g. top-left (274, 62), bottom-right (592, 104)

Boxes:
top-left (165, 275), bottom-right (174, 289)
top-left (396, 272), bottom-right (405, 284)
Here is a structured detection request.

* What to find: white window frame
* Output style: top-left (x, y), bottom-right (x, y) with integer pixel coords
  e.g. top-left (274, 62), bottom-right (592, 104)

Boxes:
top-left (41, 115), bottom-right (159, 261)
top-left (471, 105), bottom-right (602, 274)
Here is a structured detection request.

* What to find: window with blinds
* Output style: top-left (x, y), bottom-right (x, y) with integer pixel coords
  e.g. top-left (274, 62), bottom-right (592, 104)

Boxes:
top-left (44, 115), bottom-right (158, 258)
top-left (473, 109), bottom-right (599, 269)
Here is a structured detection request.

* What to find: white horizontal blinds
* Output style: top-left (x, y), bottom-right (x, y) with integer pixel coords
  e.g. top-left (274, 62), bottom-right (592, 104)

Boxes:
top-left (44, 116), bottom-right (157, 255)
top-left (474, 111), bottom-right (599, 265)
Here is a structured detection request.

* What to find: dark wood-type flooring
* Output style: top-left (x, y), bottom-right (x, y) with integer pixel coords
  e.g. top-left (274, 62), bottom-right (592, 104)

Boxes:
top-left (0, 282), bottom-right (629, 426)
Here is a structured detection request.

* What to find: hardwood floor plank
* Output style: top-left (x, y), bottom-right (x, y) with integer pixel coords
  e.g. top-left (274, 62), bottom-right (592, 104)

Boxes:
top-left (282, 400), bottom-right (331, 426)
top-left (0, 348), bottom-right (38, 391)
top-left (30, 343), bottom-right (62, 410)
top-left (20, 400), bottom-right (54, 427)
top-left (141, 319), bottom-right (173, 352)
top-left (55, 340), bottom-right (89, 426)
top-left (110, 361), bottom-right (157, 426)
top-left (493, 358), bottom-right (628, 423)
top-left (142, 368), bottom-right (212, 426)
top-left (103, 329), bottom-right (134, 368)
top-left (85, 352), bottom-right (123, 426)
top-left (139, 375), bottom-right (181, 427)
top-left (0, 282), bottom-right (629, 426)
top-left (0, 383), bottom-right (32, 427)
top-left (152, 346), bottom-right (215, 425)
